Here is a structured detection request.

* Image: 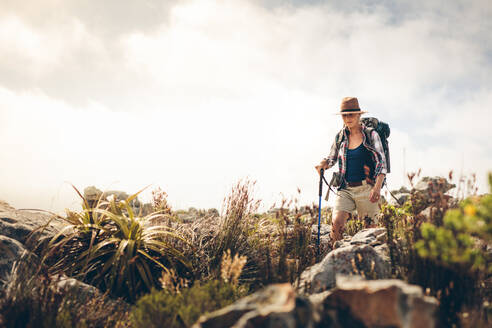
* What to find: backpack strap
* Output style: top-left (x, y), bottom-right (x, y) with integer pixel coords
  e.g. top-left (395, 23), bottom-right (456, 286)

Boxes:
top-left (363, 127), bottom-right (375, 147)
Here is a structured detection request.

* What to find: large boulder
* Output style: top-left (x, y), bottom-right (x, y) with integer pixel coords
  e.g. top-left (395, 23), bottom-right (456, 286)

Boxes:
top-left (298, 228), bottom-right (391, 294)
top-left (310, 276), bottom-right (438, 328)
top-left (193, 283), bottom-right (315, 328)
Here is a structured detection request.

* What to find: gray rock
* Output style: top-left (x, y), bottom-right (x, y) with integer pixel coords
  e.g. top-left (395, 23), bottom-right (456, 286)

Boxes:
top-left (56, 276), bottom-right (101, 299)
top-left (83, 186), bottom-right (103, 202)
top-left (177, 213), bottom-right (195, 223)
top-left (333, 228), bottom-right (388, 252)
top-left (311, 224), bottom-right (331, 236)
top-left (394, 186), bottom-right (411, 194)
top-left (349, 228), bottom-right (387, 246)
top-left (374, 243), bottom-right (390, 261)
top-left (311, 224), bottom-right (333, 252)
top-left (413, 176), bottom-right (455, 194)
top-left (407, 176), bottom-right (457, 214)
top-left (297, 243), bottom-right (391, 294)
top-left (193, 283), bottom-right (315, 328)
top-left (388, 192), bottom-right (410, 206)
top-left (83, 187), bottom-right (144, 214)
top-left (102, 190), bottom-right (143, 209)
top-left (0, 201), bottom-right (64, 244)
top-left (315, 276), bottom-right (438, 328)
top-left (0, 235), bottom-right (27, 287)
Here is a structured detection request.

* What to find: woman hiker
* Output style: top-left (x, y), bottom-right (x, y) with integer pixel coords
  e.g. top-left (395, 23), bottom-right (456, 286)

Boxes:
top-left (315, 97), bottom-right (388, 245)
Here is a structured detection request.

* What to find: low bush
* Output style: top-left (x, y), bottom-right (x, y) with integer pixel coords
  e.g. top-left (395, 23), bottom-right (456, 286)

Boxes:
top-left (380, 173), bottom-right (492, 327)
top-left (345, 216), bottom-right (364, 236)
top-left (414, 175), bottom-right (492, 325)
top-left (130, 279), bottom-right (246, 328)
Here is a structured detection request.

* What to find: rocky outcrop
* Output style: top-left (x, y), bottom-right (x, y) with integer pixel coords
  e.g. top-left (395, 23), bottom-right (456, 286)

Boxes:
top-left (387, 177), bottom-right (456, 209)
top-left (310, 276), bottom-right (438, 328)
top-left (297, 228), bottom-right (391, 294)
top-left (413, 176), bottom-right (455, 195)
top-left (408, 176), bottom-right (456, 214)
top-left (193, 283), bottom-right (315, 328)
top-left (0, 201), bottom-right (64, 290)
top-left (0, 201), bottom-right (63, 245)
top-left (193, 277), bottom-right (437, 328)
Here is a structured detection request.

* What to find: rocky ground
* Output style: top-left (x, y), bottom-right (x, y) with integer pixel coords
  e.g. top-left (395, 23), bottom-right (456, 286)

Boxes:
top-left (0, 197), bottom-right (440, 327)
top-left (0, 201), bottom-right (66, 287)
top-left (194, 227), bottom-right (437, 328)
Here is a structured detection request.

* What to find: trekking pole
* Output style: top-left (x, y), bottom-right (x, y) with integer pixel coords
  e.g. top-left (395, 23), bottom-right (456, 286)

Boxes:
top-left (317, 168), bottom-right (324, 259)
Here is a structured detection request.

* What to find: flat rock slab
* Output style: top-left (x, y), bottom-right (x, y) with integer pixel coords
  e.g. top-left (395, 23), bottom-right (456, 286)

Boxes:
top-left (349, 228), bottom-right (386, 246)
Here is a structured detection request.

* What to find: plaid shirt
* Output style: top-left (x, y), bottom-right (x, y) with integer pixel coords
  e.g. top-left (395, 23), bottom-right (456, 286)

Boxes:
top-left (324, 124), bottom-right (387, 188)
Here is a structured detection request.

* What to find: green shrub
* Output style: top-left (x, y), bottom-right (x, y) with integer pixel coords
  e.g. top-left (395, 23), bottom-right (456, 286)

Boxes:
top-left (41, 188), bottom-right (191, 302)
top-left (416, 174), bottom-right (492, 273)
top-left (130, 280), bottom-right (246, 328)
top-left (379, 173), bottom-right (492, 327)
top-left (345, 216), bottom-right (364, 236)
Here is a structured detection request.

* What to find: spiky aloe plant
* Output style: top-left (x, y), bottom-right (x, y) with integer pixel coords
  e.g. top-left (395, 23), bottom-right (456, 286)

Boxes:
top-left (41, 187), bottom-right (191, 302)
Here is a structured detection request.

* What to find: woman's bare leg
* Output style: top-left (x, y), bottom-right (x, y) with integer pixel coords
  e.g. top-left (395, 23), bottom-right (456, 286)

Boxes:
top-left (331, 210), bottom-right (350, 244)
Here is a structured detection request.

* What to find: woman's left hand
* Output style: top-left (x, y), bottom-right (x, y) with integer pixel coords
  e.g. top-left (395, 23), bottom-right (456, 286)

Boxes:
top-left (369, 186), bottom-right (381, 203)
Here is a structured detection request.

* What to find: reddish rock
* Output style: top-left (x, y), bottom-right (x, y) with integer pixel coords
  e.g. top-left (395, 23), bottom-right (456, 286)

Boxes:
top-left (312, 276), bottom-right (437, 328)
top-left (193, 283), bottom-right (315, 328)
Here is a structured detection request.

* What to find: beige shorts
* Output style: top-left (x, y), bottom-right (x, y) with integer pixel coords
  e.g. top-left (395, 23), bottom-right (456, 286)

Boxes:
top-left (334, 181), bottom-right (380, 220)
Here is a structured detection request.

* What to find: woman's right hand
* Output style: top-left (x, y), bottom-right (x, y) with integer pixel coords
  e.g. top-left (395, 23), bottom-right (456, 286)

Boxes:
top-left (315, 161), bottom-right (329, 175)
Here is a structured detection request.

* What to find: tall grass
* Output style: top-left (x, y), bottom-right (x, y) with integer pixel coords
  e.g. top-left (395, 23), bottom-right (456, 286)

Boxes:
top-left (5, 173), bottom-right (490, 327)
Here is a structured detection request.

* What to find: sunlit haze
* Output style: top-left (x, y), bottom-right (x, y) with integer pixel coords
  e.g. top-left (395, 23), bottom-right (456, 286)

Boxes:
top-left (1, 0), bottom-right (491, 213)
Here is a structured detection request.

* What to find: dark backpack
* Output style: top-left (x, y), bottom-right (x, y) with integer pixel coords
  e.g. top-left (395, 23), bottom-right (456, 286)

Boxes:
top-left (335, 117), bottom-right (391, 173)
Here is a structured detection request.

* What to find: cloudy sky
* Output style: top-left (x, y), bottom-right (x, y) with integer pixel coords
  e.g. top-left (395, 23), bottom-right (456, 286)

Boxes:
top-left (1, 0), bottom-right (491, 213)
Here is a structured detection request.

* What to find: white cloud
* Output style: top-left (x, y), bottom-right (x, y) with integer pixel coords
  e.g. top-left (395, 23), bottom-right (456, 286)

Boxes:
top-left (0, 0), bottom-right (491, 212)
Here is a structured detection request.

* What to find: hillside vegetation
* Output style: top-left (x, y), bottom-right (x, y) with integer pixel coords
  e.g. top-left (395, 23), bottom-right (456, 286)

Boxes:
top-left (0, 173), bottom-right (490, 327)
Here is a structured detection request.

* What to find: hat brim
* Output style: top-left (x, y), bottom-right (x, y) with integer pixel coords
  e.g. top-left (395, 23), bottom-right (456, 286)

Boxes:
top-left (334, 110), bottom-right (368, 115)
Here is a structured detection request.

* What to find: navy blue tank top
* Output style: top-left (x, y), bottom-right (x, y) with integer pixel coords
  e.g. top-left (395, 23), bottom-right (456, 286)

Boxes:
top-left (345, 143), bottom-right (372, 182)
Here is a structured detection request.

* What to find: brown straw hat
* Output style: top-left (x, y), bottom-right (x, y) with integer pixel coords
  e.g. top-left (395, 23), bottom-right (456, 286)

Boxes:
top-left (336, 97), bottom-right (367, 115)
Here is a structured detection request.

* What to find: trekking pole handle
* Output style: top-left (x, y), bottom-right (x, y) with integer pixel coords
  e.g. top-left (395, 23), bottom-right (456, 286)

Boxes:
top-left (319, 168), bottom-right (324, 196)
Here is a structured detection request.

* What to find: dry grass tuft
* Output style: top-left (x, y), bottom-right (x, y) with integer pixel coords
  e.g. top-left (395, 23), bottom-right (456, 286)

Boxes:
top-left (221, 249), bottom-right (247, 286)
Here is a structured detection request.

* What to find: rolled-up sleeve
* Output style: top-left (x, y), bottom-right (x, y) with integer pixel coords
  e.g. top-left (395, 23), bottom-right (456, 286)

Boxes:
top-left (323, 136), bottom-right (339, 169)
top-left (371, 130), bottom-right (387, 175)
